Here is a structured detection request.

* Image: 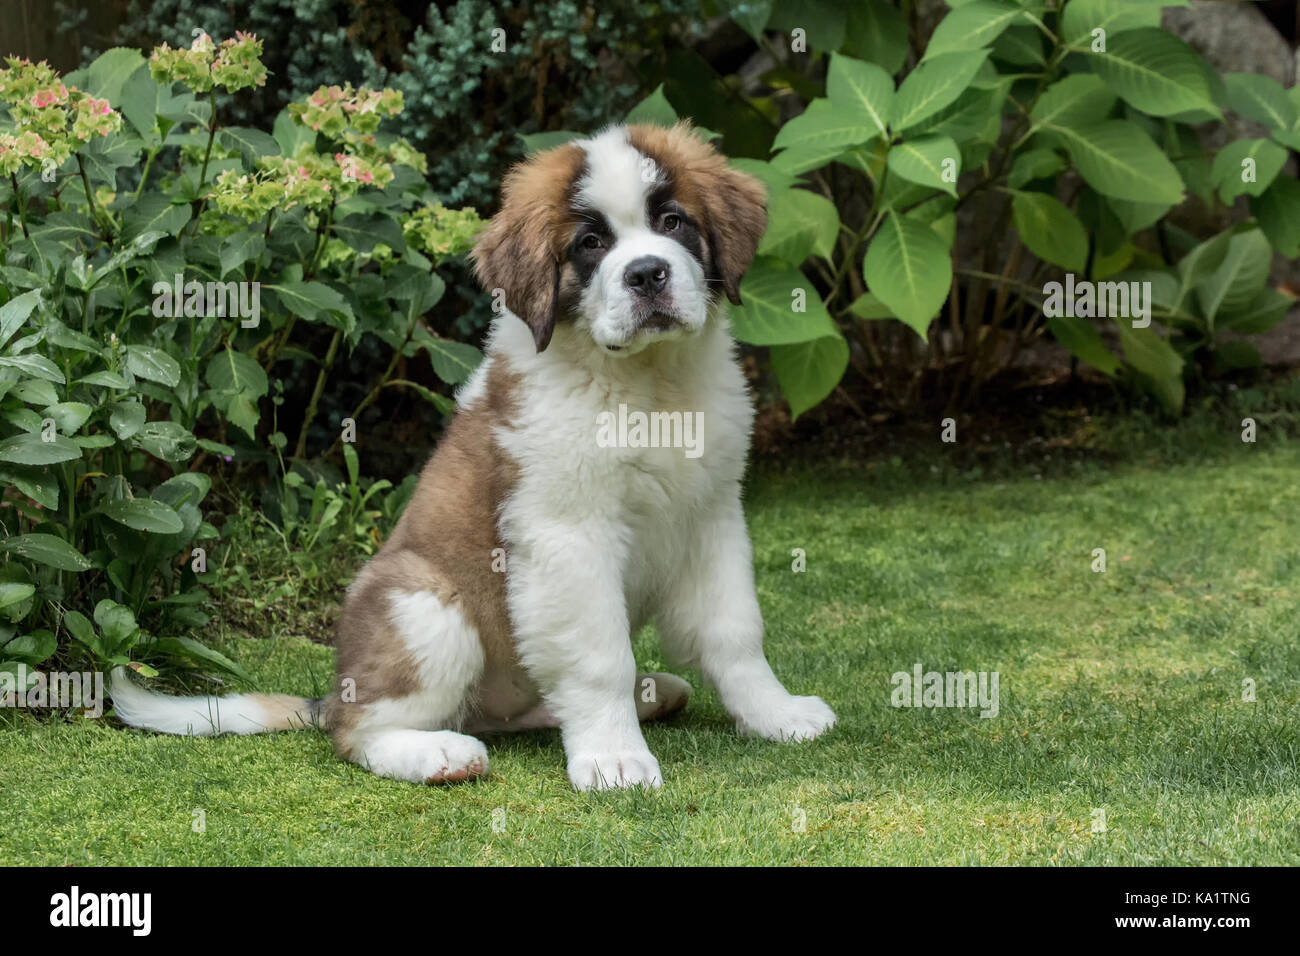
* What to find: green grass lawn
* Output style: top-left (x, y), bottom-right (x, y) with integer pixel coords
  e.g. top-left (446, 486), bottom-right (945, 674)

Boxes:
top-left (3, 402), bottom-right (1299, 865)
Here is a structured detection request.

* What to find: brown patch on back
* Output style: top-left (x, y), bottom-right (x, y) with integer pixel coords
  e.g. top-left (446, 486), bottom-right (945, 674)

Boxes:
top-left (470, 142), bottom-right (587, 351)
top-left (625, 122), bottom-right (767, 305)
top-left (328, 359), bottom-right (527, 750)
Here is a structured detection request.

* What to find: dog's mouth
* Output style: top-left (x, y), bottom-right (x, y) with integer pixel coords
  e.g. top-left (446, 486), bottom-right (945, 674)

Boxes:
top-left (639, 310), bottom-right (682, 332)
top-left (601, 310), bottom-right (689, 354)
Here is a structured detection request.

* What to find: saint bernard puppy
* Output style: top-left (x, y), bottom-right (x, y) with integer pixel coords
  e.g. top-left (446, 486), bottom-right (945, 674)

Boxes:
top-left (111, 122), bottom-right (837, 790)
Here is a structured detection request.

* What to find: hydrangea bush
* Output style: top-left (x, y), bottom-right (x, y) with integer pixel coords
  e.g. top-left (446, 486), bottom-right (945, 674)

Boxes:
top-left (0, 37), bottom-right (482, 684)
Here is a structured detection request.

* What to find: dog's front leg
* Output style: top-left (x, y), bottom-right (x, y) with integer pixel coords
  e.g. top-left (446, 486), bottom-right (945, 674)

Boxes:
top-left (507, 524), bottom-right (661, 791)
top-left (661, 495), bottom-right (836, 742)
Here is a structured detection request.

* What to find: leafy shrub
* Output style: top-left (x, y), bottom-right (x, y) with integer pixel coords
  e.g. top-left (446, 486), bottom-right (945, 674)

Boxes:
top-left (689, 0), bottom-right (1300, 417)
top-left (92, 0), bottom-right (705, 210)
top-left (0, 37), bottom-right (481, 686)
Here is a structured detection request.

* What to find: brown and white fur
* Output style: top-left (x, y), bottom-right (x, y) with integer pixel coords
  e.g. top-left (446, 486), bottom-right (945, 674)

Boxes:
top-left (111, 122), bottom-right (836, 791)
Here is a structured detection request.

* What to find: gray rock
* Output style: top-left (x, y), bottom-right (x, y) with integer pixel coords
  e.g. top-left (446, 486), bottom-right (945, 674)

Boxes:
top-left (1163, 1), bottom-right (1294, 87)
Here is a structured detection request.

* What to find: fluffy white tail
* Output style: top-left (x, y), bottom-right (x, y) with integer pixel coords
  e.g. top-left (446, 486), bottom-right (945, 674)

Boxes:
top-left (109, 668), bottom-right (321, 736)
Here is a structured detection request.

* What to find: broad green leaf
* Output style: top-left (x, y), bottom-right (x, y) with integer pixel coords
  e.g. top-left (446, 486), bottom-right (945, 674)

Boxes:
top-left (120, 194), bottom-right (192, 243)
top-left (332, 213), bottom-right (406, 255)
top-left (730, 258), bottom-right (839, 346)
top-left (1250, 175), bottom-right (1300, 258)
top-left (42, 402), bottom-right (93, 435)
top-left (925, 1), bottom-right (1027, 60)
top-left (94, 599), bottom-right (139, 652)
top-left (205, 348), bottom-right (268, 398)
top-left (1009, 148), bottom-right (1066, 188)
top-left (768, 0), bottom-right (846, 51)
top-left (863, 212), bottom-right (952, 338)
top-left (0, 463), bottom-right (58, 508)
top-left (151, 636), bottom-right (251, 681)
top-left (848, 292), bottom-right (894, 320)
top-left (125, 346), bottom-right (181, 387)
top-left (894, 51), bottom-right (990, 131)
top-left (770, 334), bottom-right (850, 420)
top-left (62, 609), bottom-right (97, 650)
top-left (0, 354), bottom-right (64, 384)
top-left (0, 583), bottom-right (35, 610)
top-left (1218, 288), bottom-right (1293, 336)
top-left (419, 335), bottom-right (484, 386)
top-left (826, 54), bottom-right (893, 139)
top-left (119, 64), bottom-right (162, 141)
top-left (1223, 73), bottom-right (1297, 132)
top-left (729, 159), bottom-right (800, 194)
top-left (1108, 198), bottom-right (1172, 236)
top-left (1048, 120), bottom-right (1184, 205)
top-left (133, 421), bottom-right (197, 463)
top-left (1116, 324), bottom-right (1184, 414)
top-left (1011, 191), bottom-right (1088, 271)
top-left (0, 289), bottom-right (42, 351)
top-left (219, 126), bottom-right (281, 164)
top-left (1211, 139), bottom-right (1287, 203)
top-left (1090, 29), bottom-right (1219, 119)
top-left (101, 498), bottom-right (185, 534)
top-left (771, 137), bottom-right (870, 176)
top-left (992, 25), bottom-right (1045, 66)
top-left (758, 188), bottom-right (841, 264)
top-left (0, 533), bottom-right (92, 572)
top-left (1060, 0), bottom-right (1162, 48)
top-left (887, 136), bottom-right (961, 197)
top-left (1030, 74), bottom-right (1116, 130)
top-left (10, 380), bottom-right (59, 406)
top-left (78, 370), bottom-right (131, 389)
top-left (843, 0), bottom-right (909, 75)
top-left (1, 630), bottom-right (56, 666)
top-left (625, 84), bottom-right (678, 127)
top-left (109, 401), bottom-right (147, 440)
top-left (218, 232), bottom-right (265, 278)
top-left (225, 394), bottom-right (258, 439)
top-left (773, 99), bottom-right (873, 155)
top-left (1196, 227), bottom-right (1271, 325)
top-left (1047, 314), bottom-right (1121, 376)
top-left (0, 432), bottom-right (81, 465)
top-left (1174, 229), bottom-right (1234, 311)
top-left (83, 48), bottom-right (146, 102)
top-left (272, 108), bottom-right (316, 158)
top-left (267, 281), bottom-right (355, 333)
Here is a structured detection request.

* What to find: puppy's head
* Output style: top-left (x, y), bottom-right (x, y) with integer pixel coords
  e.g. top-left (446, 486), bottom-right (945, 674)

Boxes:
top-left (471, 122), bottom-right (767, 355)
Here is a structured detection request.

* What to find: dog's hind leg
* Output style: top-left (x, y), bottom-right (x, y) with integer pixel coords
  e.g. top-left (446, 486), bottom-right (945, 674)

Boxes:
top-left (465, 672), bottom-right (691, 734)
top-left (331, 572), bottom-right (490, 784)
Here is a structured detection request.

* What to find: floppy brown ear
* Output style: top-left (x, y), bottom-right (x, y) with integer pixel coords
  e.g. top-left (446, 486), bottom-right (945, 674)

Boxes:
top-left (470, 143), bottom-right (585, 351)
top-left (700, 165), bottom-right (767, 306)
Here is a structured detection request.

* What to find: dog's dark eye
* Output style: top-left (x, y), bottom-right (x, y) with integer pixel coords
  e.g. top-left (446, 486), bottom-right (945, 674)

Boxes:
top-left (582, 234), bottom-right (603, 250)
top-left (662, 213), bottom-right (680, 232)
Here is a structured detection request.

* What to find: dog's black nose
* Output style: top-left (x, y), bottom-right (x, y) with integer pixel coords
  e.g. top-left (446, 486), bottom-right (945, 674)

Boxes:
top-left (623, 256), bottom-right (670, 297)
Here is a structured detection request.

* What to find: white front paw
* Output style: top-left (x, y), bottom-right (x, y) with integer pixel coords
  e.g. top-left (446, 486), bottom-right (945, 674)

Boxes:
top-left (567, 749), bottom-right (663, 791)
top-left (739, 694), bottom-right (837, 742)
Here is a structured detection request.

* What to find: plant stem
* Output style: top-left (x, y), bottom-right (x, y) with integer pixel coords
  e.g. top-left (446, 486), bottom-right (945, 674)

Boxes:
top-left (198, 87), bottom-right (218, 191)
top-left (10, 173), bottom-right (29, 237)
top-left (75, 154), bottom-right (109, 239)
top-left (294, 328), bottom-right (343, 459)
top-left (132, 147), bottom-right (159, 201)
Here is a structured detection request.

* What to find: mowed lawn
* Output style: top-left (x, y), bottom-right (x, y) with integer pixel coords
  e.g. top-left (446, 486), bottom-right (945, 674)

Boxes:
top-left (3, 427), bottom-right (1299, 865)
